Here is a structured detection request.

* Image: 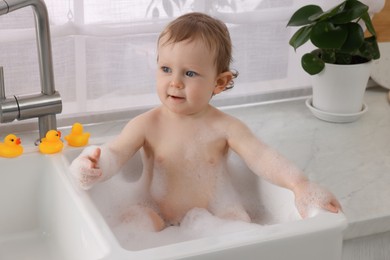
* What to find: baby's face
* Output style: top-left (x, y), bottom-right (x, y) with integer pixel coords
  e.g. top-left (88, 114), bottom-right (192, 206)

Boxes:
top-left (156, 37), bottom-right (220, 116)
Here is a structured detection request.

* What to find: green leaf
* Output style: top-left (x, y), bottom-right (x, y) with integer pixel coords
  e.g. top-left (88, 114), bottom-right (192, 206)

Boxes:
top-left (330, 0), bottom-right (368, 24)
top-left (287, 5), bottom-right (323, 26)
top-left (289, 26), bottom-right (312, 50)
top-left (361, 12), bottom-right (377, 37)
top-left (301, 53), bottom-right (325, 75)
top-left (310, 22), bottom-right (348, 49)
top-left (308, 2), bottom-right (345, 22)
top-left (340, 23), bottom-right (364, 52)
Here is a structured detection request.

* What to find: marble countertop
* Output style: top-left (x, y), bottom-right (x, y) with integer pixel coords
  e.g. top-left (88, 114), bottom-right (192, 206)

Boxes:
top-left (2, 87), bottom-right (389, 241)
top-left (223, 87), bottom-right (390, 240)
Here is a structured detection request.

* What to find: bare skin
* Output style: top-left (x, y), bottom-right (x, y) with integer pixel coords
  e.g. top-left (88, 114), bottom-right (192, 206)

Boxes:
top-left (70, 37), bottom-right (341, 231)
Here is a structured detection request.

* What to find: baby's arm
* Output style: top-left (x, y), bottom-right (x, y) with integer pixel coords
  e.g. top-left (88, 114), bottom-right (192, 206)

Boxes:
top-left (293, 180), bottom-right (341, 218)
top-left (226, 117), bottom-right (341, 218)
top-left (69, 145), bottom-right (103, 190)
top-left (69, 144), bottom-right (124, 190)
top-left (69, 114), bottom-right (146, 190)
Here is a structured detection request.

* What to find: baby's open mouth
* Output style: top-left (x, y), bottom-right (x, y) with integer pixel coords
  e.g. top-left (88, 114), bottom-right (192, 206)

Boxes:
top-left (169, 95), bottom-right (185, 100)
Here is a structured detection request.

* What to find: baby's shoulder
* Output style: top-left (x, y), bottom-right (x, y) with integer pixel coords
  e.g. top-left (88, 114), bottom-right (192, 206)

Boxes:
top-left (211, 108), bottom-right (246, 127)
top-left (210, 109), bottom-right (254, 139)
top-left (132, 107), bottom-right (161, 122)
top-left (122, 108), bottom-right (161, 131)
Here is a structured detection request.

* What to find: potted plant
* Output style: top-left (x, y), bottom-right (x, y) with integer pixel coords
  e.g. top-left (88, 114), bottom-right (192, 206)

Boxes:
top-left (287, 0), bottom-right (381, 122)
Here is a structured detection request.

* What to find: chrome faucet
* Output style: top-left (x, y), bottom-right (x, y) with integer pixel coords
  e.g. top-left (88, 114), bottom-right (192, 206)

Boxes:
top-left (0, 0), bottom-right (62, 141)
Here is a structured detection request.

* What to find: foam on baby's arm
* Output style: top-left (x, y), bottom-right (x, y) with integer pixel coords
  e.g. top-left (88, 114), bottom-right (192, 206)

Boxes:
top-left (97, 144), bottom-right (123, 181)
top-left (244, 144), bottom-right (308, 190)
top-left (293, 181), bottom-right (341, 218)
top-left (249, 147), bottom-right (341, 217)
top-left (69, 145), bottom-right (121, 190)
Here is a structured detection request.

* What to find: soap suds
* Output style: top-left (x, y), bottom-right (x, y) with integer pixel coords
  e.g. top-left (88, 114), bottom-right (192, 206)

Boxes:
top-left (113, 208), bottom-right (261, 251)
top-left (69, 145), bottom-right (122, 190)
top-left (294, 181), bottom-right (340, 218)
top-left (84, 150), bottom-right (303, 251)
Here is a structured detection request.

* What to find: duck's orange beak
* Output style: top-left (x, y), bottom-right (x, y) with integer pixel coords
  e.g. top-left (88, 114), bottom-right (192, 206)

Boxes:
top-left (16, 138), bottom-right (21, 145)
top-left (57, 131), bottom-right (61, 138)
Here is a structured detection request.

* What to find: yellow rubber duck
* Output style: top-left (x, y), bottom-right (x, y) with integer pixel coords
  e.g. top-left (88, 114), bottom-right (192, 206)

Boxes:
top-left (0, 134), bottom-right (23, 158)
top-left (65, 122), bottom-right (90, 147)
top-left (39, 130), bottom-right (64, 154)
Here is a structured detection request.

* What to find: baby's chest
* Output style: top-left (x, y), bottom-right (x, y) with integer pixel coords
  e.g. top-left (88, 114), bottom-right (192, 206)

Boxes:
top-left (152, 134), bottom-right (227, 163)
top-left (149, 144), bottom-right (222, 202)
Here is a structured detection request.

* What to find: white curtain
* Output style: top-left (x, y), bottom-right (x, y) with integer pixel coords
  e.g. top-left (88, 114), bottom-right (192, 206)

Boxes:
top-left (0, 0), bottom-right (384, 116)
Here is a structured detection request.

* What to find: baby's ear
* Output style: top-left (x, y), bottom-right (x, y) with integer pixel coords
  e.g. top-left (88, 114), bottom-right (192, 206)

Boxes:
top-left (213, 71), bottom-right (233, 95)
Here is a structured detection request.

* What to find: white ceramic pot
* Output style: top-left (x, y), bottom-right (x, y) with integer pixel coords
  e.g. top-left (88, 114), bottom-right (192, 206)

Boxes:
top-left (311, 61), bottom-right (372, 114)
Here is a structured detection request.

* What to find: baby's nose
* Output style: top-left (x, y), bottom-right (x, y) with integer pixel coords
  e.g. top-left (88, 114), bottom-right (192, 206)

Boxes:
top-left (170, 79), bottom-right (184, 89)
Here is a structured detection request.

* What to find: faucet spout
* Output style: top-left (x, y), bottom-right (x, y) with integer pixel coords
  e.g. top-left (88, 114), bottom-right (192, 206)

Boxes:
top-left (0, 0), bottom-right (62, 141)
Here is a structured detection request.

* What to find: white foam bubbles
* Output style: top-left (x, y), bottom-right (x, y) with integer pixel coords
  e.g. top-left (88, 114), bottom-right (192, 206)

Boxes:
top-left (85, 150), bottom-right (302, 250)
top-left (180, 208), bottom-right (258, 236)
top-left (112, 208), bottom-right (262, 251)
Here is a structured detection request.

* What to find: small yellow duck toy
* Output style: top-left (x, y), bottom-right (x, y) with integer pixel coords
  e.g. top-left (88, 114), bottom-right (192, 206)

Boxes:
top-left (65, 122), bottom-right (90, 147)
top-left (0, 134), bottom-right (23, 158)
top-left (39, 130), bottom-right (64, 154)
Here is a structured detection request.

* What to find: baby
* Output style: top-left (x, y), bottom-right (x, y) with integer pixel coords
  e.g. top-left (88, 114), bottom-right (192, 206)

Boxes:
top-left (70, 12), bottom-right (341, 231)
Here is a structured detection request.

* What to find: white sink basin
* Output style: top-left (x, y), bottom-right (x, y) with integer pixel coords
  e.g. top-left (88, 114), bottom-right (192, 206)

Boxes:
top-left (63, 146), bottom-right (348, 260)
top-left (0, 153), bottom-right (107, 260)
top-left (0, 143), bottom-right (347, 260)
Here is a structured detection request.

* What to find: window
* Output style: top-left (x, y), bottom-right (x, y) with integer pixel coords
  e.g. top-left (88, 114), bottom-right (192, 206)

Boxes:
top-left (0, 0), bottom-right (380, 117)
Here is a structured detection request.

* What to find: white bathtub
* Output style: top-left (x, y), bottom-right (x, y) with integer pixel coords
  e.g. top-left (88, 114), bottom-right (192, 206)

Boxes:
top-left (62, 144), bottom-right (347, 260)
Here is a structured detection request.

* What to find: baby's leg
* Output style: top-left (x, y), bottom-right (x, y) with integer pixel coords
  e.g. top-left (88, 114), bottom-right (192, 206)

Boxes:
top-left (213, 204), bottom-right (251, 223)
top-left (120, 205), bottom-right (165, 232)
top-left (209, 173), bottom-right (251, 223)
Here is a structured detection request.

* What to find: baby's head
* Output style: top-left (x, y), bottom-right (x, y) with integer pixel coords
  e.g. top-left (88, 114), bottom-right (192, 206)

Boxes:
top-left (158, 12), bottom-right (237, 90)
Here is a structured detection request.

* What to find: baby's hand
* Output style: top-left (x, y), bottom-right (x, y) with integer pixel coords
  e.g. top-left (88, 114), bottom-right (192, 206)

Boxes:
top-left (69, 147), bottom-right (103, 190)
top-left (293, 180), bottom-right (342, 218)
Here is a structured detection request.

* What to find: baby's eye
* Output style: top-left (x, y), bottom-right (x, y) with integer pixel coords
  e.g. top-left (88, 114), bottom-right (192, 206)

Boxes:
top-left (185, 71), bottom-right (198, 77)
top-left (161, 66), bottom-right (171, 73)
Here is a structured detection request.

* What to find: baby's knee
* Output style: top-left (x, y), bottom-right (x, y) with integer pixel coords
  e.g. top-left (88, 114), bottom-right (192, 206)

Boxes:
top-left (216, 207), bottom-right (251, 223)
top-left (121, 205), bottom-right (165, 232)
